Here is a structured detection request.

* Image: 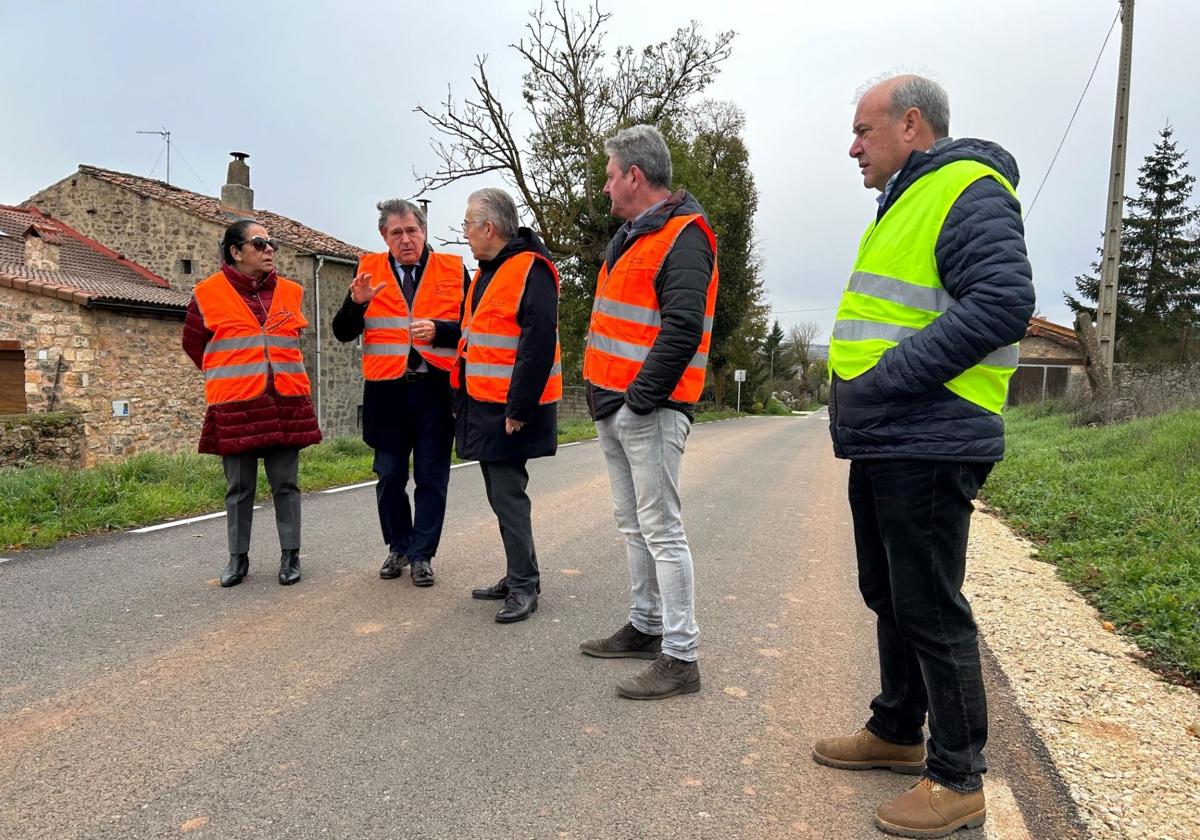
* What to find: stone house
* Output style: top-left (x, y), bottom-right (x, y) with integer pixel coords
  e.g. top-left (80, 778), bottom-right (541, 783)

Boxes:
top-left (0, 204), bottom-right (196, 466)
top-left (1010, 316), bottom-right (1086, 405)
top-left (26, 154), bottom-right (368, 440)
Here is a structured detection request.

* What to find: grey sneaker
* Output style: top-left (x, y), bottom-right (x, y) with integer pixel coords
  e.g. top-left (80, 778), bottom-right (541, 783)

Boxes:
top-left (615, 654), bottom-right (700, 700)
top-left (579, 622), bottom-right (663, 660)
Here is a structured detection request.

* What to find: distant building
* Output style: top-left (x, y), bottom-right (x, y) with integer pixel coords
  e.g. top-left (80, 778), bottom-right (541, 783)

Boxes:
top-left (1011, 316), bottom-right (1086, 405)
top-left (26, 154), bottom-right (368, 440)
top-left (0, 204), bottom-right (197, 465)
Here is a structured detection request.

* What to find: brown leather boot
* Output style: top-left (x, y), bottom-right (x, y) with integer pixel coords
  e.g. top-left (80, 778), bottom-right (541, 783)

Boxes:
top-left (812, 728), bottom-right (926, 774)
top-left (874, 777), bottom-right (986, 838)
top-left (615, 654), bottom-right (700, 700)
top-left (579, 622), bottom-right (662, 660)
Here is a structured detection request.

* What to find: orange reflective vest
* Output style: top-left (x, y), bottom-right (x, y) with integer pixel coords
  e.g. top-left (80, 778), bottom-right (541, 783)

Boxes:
top-left (359, 251), bottom-right (465, 379)
top-left (194, 272), bottom-right (310, 405)
top-left (583, 213), bottom-right (719, 403)
top-left (452, 251), bottom-right (562, 405)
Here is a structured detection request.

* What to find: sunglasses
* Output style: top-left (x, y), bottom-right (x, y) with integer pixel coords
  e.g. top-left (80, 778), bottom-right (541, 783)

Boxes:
top-left (239, 236), bottom-right (278, 252)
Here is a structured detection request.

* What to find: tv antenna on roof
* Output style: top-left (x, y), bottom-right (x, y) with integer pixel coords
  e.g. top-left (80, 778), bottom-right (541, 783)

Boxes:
top-left (137, 128), bottom-right (171, 184)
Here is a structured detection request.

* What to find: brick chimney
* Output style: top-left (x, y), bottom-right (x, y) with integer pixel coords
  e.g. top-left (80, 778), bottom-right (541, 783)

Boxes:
top-left (221, 152), bottom-right (254, 212)
top-left (23, 224), bottom-right (62, 271)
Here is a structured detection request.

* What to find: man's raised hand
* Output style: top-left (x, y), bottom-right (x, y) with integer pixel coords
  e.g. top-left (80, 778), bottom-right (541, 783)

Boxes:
top-left (350, 271), bottom-right (386, 304)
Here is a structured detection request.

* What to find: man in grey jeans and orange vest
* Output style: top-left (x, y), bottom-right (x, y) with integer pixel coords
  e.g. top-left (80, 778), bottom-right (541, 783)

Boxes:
top-left (579, 124), bottom-right (719, 701)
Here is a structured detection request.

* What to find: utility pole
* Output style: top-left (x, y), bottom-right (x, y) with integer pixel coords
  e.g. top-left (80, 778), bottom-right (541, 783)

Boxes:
top-left (1097, 0), bottom-right (1135, 374)
top-left (137, 128), bottom-right (171, 185)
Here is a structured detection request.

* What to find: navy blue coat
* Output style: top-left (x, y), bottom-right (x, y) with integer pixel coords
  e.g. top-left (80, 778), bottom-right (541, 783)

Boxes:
top-left (829, 138), bottom-right (1036, 462)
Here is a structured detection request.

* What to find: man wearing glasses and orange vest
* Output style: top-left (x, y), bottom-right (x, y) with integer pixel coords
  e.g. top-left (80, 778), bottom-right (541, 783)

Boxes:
top-left (579, 125), bottom-right (719, 700)
top-left (456, 187), bottom-right (561, 624)
top-left (332, 199), bottom-right (468, 588)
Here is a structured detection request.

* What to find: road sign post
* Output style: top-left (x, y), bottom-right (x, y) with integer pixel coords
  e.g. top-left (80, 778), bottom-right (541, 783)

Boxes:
top-left (734, 369), bottom-right (746, 413)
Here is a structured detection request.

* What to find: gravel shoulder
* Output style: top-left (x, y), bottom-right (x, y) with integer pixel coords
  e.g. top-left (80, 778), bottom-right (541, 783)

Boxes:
top-left (967, 505), bottom-right (1200, 840)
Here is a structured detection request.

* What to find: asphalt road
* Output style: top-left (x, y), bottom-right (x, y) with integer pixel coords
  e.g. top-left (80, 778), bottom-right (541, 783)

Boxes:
top-left (0, 414), bottom-right (1083, 840)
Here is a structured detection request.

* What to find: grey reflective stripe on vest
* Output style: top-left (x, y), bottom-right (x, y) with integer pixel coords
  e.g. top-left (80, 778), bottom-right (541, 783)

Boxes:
top-left (270, 361), bottom-right (307, 375)
top-left (834, 319), bottom-right (1019, 368)
top-left (469, 332), bottom-right (521, 350)
top-left (420, 346), bottom-right (459, 358)
top-left (549, 361), bottom-right (562, 376)
top-left (688, 352), bottom-right (708, 369)
top-left (703, 315), bottom-right (714, 332)
top-left (265, 335), bottom-right (300, 349)
top-left (831, 319), bottom-right (919, 343)
top-left (205, 335), bottom-right (265, 353)
top-left (847, 271), bottom-right (954, 313)
top-left (363, 344), bottom-right (411, 356)
top-left (981, 344), bottom-right (1020, 367)
top-left (467, 362), bottom-right (514, 378)
top-left (587, 333), bottom-right (650, 363)
top-left (364, 317), bottom-right (410, 329)
top-left (593, 297), bottom-right (661, 327)
top-left (205, 362), bottom-right (268, 381)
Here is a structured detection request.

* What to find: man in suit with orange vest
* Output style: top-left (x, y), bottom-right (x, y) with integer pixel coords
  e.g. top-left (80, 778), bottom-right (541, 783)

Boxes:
top-left (332, 199), bottom-right (467, 588)
top-left (579, 125), bottom-right (719, 700)
top-left (455, 187), bottom-right (561, 624)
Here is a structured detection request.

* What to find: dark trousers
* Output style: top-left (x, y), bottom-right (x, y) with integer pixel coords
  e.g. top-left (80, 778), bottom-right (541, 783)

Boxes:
top-left (222, 447), bottom-right (301, 555)
top-left (848, 458), bottom-right (993, 793)
top-left (479, 460), bottom-right (539, 596)
top-left (372, 376), bottom-right (453, 561)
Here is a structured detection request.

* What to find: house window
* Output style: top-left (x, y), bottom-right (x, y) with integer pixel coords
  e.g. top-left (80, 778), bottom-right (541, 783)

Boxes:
top-left (0, 341), bottom-right (27, 415)
top-left (179, 258), bottom-right (194, 275)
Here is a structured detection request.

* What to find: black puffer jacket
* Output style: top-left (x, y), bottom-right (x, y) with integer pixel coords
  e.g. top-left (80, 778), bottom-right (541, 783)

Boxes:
top-left (829, 138), bottom-right (1036, 462)
top-left (587, 190), bottom-right (715, 422)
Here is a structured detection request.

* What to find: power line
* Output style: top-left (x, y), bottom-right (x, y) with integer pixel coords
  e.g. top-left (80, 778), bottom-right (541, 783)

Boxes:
top-left (1023, 9), bottom-right (1121, 222)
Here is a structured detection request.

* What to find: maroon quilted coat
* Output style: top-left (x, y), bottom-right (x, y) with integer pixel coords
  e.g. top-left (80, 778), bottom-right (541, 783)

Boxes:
top-left (182, 264), bottom-right (323, 456)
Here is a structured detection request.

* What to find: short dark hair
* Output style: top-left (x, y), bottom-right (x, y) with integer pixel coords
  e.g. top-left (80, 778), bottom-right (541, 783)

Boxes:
top-left (219, 219), bottom-right (258, 266)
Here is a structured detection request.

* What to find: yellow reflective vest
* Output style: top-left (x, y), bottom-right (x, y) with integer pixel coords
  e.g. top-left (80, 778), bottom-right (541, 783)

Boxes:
top-left (828, 159), bottom-right (1020, 414)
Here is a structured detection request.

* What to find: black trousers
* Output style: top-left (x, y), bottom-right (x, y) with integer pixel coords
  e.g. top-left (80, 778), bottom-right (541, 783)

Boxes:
top-left (222, 447), bottom-right (301, 556)
top-left (848, 458), bottom-right (993, 793)
top-left (479, 460), bottom-right (539, 596)
top-left (372, 375), bottom-right (453, 561)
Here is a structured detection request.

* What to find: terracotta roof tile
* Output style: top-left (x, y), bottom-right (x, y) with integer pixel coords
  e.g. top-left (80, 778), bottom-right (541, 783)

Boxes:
top-left (0, 205), bottom-right (190, 309)
top-left (77, 165), bottom-right (366, 261)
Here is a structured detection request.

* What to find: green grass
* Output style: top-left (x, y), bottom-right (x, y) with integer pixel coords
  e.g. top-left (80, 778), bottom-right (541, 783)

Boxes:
top-left (0, 409), bottom-right (757, 551)
top-left (984, 406), bottom-right (1200, 681)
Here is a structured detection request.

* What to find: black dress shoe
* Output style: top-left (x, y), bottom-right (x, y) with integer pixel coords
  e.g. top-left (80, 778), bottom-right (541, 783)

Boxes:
top-left (495, 592), bottom-right (538, 623)
top-left (411, 559), bottom-right (435, 587)
top-left (278, 548), bottom-right (301, 586)
top-left (379, 551), bottom-right (409, 580)
top-left (220, 553), bottom-right (249, 588)
top-left (472, 576), bottom-right (541, 600)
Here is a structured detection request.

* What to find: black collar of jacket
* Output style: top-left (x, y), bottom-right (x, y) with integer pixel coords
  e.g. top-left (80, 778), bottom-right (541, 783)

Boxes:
top-left (389, 245), bottom-right (431, 280)
top-left (607, 189), bottom-right (706, 269)
top-left (876, 137), bottom-right (1022, 220)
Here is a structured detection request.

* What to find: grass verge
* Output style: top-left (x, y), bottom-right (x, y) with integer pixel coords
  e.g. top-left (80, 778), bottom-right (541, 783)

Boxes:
top-left (0, 407), bottom-right (759, 551)
top-left (983, 405), bottom-right (1200, 683)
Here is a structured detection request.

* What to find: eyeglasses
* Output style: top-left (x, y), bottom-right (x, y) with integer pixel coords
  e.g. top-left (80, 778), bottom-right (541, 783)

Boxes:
top-left (462, 219), bottom-right (482, 231)
top-left (239, 236), bottom-right (278, 252)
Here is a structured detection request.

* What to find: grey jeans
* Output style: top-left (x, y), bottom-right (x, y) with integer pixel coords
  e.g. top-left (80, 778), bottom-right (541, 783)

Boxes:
top-left (222, 447), bottom-right (301, 555)
top-left (595, 405), bottom-right (699, 661)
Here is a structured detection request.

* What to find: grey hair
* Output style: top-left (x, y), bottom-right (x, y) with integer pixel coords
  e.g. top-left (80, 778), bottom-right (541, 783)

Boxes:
top-left (888, 75), bottom-right (950, 138)
top-left (467, 188), bottom-right (519, 240)
top-left (376, 198), bottom-right (427, 232)
top-left (604, 124), bottom-right (672, 189)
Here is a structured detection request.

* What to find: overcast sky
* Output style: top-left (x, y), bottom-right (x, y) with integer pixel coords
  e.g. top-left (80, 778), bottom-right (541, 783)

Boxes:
top-left (3, 0), bottom-right (1197, 341)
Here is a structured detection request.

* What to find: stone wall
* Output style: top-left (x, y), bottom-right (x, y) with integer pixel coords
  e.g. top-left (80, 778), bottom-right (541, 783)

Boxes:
top-left (30, 172), bottom-right (364, 441)
top-left (1113, 362), bottom-right (1200, 411)
top-left (0, 411), bottom-right (83, 468)
top-left (0, 284), bottom-right (205, 466)
top-left (559, 385), bottom-right (590, 421)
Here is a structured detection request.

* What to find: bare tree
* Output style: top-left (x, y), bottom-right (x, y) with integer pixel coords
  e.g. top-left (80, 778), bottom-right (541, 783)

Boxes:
top-left (414, 1), bottom-right (734, 263)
